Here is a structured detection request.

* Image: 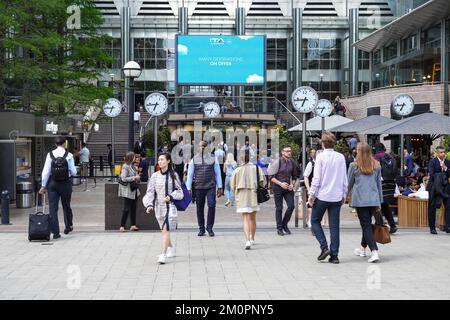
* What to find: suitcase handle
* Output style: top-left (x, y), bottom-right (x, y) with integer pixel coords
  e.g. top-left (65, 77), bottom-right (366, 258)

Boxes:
top-left (35, 193), bottom-right (46, 215)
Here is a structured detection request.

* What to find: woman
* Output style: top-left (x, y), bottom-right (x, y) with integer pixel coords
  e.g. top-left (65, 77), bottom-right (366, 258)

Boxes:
top-left (348, 143), bottom-right (383, 263)
top-left (230, 148), bottom-right (266, 250)
top-left (143, 153), bottom-right (183, 265)
top-left (223, 153), bottom-right (237, 207)
top-left (118, 152), bottom-right (141, 232)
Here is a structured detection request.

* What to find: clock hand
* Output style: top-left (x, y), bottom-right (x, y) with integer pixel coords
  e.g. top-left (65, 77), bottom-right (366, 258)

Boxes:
top-left (400, 103), bottom-right (405, 111)
top-left (152, 102), bottom-right (159, 111)
top-left (301, 97), bottom-right (308, 108)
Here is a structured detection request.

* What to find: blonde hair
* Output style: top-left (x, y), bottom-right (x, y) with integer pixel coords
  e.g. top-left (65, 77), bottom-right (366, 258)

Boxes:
top-left (124, 152), bottom-right (135, 165)
top-left (224, 153), bottom-right (235, 165)
top-left (355, 143), bottom-right (379, 175)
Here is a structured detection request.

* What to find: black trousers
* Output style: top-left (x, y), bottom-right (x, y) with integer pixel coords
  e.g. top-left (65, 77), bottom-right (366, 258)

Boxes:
top-left (428, 196), bottom-right (450, 230)
top-left (356, 207), bottom-right (378, 251)
top-left (47, 179), bottom-right (73, 235)
top-left (121, 197), bottom-right (137, 227)
top-left (380, 202), bottom-right (396, 228)
top-left (272, 184), bottom-right (295, 230)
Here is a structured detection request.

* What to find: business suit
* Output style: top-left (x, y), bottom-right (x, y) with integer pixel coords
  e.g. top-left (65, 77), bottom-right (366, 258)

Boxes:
top-left (427, 157), bottom-right (450, 231)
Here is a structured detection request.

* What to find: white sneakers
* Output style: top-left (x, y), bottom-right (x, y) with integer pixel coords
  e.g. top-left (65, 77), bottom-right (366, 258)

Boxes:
top-left (354, 248), bottom-right (367, 257)
top-left (157, 254), bottom-right (166, 264)
top-left (368, 251), bottom-right (380, 263)
top-left (166, 246), bottom-right (176, 258)
top-left (245, 241), bottom-right (251, 250)
top-left (250, 240), bottom-right (255, 246)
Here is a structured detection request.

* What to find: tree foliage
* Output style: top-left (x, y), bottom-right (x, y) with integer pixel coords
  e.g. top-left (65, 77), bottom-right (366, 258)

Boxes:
top-left (0, 0), bottom-right (112, 117)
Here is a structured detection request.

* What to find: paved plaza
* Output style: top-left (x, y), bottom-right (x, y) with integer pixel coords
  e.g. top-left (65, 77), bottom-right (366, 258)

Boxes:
top-left (1, 180), bottom-right (450, 300)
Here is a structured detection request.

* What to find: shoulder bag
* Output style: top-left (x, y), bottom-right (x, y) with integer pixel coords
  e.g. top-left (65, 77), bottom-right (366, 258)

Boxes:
top-left (255, 164), bottom-right (270, 204)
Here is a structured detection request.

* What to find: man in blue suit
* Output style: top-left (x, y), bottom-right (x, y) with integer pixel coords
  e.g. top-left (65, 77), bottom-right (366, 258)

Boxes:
top-left (403, 148), bottom-right (414, 176)
top-left (427, 146), bottom-right (450, 234)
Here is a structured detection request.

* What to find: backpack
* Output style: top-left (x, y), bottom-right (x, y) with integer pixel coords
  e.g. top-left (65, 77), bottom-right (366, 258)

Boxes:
top-left (50, 150), bottom-right (69, 181)
top-left (380, 154), bottom-right (396, 180)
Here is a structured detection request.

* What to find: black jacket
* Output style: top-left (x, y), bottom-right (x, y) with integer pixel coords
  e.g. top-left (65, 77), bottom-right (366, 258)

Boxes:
top-left (427, 157), bottom-right (450, 208)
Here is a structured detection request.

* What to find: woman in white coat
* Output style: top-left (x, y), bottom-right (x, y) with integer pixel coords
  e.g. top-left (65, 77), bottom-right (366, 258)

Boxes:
top-left (143, 153), bottom-right (183, 264)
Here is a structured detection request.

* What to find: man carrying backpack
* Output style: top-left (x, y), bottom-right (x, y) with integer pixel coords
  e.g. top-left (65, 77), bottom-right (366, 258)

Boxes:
top-left (39, 136), bottom-right (77, 239)
top-left (373, 143), bottom-right (398, 233)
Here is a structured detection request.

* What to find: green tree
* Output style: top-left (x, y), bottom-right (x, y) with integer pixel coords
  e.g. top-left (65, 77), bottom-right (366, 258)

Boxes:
top-left (144, 125), bottom-right (173, 157)
top-left (0, 0), bottom-right (112, 116)
top-left (273, 124), bottom-right (300, 160)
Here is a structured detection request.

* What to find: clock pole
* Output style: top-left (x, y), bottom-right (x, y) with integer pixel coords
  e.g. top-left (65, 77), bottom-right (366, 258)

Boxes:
top-left (400, 116), bottom-right (404, 177)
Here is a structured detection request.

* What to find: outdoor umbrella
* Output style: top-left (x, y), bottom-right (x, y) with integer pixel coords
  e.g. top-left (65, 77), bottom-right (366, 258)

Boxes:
top-left (330, 115), bottom-right (396, 133)
top-left (288, 115), bottom-right (353, 132)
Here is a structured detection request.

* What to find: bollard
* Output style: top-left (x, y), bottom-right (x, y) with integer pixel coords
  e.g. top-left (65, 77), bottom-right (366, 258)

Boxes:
top-left (1, 190), bottom-right (11, 225)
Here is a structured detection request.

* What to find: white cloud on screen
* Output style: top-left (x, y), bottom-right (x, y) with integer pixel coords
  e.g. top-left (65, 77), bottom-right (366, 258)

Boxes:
top-left (246, 74), bottom-right (264, 83)
top-left (237, 36), bottom-right (254, 40)
top-left (178, 44), bottom-right (188, 55)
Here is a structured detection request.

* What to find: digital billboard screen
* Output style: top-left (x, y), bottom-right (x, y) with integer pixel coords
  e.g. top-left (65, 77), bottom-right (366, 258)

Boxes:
top-left (176, 35), bottom-right (266, 85)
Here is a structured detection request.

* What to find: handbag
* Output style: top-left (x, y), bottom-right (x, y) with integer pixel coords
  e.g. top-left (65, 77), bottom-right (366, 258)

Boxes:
top-left (255, 164), bottom-right (270, 204)
top-left (129, 180), bottom-right (139, 191)
top-left (173, 180), bottom-right (192, 212)
top-left (372, 211), bottom-right (391, 244)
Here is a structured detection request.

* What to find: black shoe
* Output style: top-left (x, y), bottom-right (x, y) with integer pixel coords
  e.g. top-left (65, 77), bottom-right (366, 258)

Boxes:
top-left (53, 234), bottom-right (61, 239)
top-left (430, 229), bottom-right (438, 235)
top-left (444, 228), bottom-right (450, 234)
top-left (282, 226), bottom-right (291, 235)
top-left (198, 230), bottom-right (205, 236)
top-left (329, 256), bottom-right (340, 264)
top-left (277, 229), bottom-right (285, 236)
top-left (389, 226), bottom-right (398, 234)
top-left (64, 226), bottom-right (73, 235)
top-left (317, 248), bottom-right (330, 261)
top-left (207, 229), bottom-right (215, 237)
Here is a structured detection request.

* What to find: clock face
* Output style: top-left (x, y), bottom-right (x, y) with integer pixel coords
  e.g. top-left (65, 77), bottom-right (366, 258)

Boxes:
top-left (203, 101), bottom-right (221, 118)
top-left (392, 94), bottom-right (414, 117)
top-left (103, 98), bottom-right (122, 118)
top-left (315, 99), bottom-right (333, 118)
top-left (145, 93), bottom-right (168, 116)
top-left (291, 86), bottom-right (319, 113)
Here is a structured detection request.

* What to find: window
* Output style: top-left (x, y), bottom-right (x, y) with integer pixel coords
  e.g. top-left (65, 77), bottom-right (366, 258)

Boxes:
top-left (98, 38), bottom-right (121, 69)
top-left (133, 38), bottom-right (175, 70)
top-left (305, 81), bottom-right (341, 101)
top-left (373, 50), bottom-right (381, 65)
top-left (422, 24), bottom-right (441, 49)
top-left (267, 39), bottom-right (287, 70)
top-left (401, 35), bottom-right (417, 55)
top-left (267, 81), bottom-right (287, 110)
top-left (358, 50), bottom-right (369, 69)
top-left (383, 43), bottom-right (397, 62)
top-left (302, 39), bottom-right (341, 70)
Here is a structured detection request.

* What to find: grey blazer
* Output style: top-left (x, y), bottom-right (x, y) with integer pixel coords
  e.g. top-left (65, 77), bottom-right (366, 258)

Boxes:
top-left (347, 162), bottom-right (383, 207)
top-left (118, 163), bottom-right (141, 200)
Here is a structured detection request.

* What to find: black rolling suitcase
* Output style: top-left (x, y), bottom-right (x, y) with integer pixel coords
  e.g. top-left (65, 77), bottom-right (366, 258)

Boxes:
top-left (28, 194), bottom-right (51, 241)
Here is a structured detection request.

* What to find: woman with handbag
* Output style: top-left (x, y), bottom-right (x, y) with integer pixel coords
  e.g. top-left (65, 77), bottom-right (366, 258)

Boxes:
top-left (347, 143), bottom-right (383, 263)
top-left (230, 147), bottom-right (266, 250)
top-left (118, 152), bottom-right (141, 232)
top-left (143, 153), bottom-right (183, 264)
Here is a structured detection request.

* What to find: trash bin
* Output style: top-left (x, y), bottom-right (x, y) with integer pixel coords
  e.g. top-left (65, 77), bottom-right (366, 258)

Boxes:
top-left (73, 166), bottom-right (81, 186)
top-left (16, 181), bottom-right (33, 208)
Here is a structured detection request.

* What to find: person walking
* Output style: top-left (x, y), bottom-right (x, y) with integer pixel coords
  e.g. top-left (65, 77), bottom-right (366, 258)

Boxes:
top-left (186, 140), bottom-right (223, 237)
top-left (308, 132), bottom-right (348, 264)
top-left (134, 108), bottom-right (141, 132)
top-left (373, 143), bottom-right (398, 234)
top-left (267, 145), bottom-right (300, 236)
top-left (348, 143), bottom-right (383, 263)
top-left (118, 152), bottom-right (141, 232)
top-left (427, 146), bottom-right (450, 234)
top-left (230, 148), bottom-right (266, 250)
top-left (403, 148), bottom-right (414, 176)
top-left (39, 136), bottom-right (77, 239)
top-left (224, 153), bottom-right (237, 207)
top-left (79, 142), bottom-right (90, 182)
top-left (139, 153), bottom-right (150, 183)
top-left (143, 153), bottom-right (184, 264)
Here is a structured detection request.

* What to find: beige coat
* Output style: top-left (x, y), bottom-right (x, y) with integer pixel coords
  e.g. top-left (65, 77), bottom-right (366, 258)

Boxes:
top-left (118, 163), bottom-right (141, 199)
top-left (230, 163), bottom-right (266, 210)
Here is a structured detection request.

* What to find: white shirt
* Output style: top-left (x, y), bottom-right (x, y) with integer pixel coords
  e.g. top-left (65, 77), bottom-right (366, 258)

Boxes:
top-left (41, 146), bottom-right (77, 187)
top-left (79, 147), bottom-right (90, 163)
top-left (214, 148), bottom-right (225, 164)
top-left (134, 111), bottom-right (141, 121)
top-left (303, 161), bottom-right (314, 178)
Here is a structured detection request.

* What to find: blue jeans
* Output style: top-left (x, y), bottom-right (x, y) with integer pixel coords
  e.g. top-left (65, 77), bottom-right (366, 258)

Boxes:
top-left (195, 187), bottom-right (217, 231)
top-left (224, 176), bottom-right (235, 203)
top-left (311, 198), bottom-right (342, 258)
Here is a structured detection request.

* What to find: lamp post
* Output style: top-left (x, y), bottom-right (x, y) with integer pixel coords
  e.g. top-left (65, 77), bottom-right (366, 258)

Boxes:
top-left (122, 61), bottom-right (142, 151)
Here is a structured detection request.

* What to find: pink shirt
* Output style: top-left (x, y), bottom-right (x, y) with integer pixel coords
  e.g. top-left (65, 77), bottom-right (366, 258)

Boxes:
top-left (309, 149), bottom-right (348, 202)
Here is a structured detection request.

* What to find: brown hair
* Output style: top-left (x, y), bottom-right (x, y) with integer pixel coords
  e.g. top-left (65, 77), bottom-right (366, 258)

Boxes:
top-left (321, 131), bottom-right (336, 149)
top-left (124, 151), bottom-right (135, 165)
top-left (355, 143), bottom-right (379, 175)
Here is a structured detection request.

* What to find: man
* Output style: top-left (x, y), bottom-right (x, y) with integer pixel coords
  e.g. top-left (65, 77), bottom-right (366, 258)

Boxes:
top-left (214, 142), bottom-right (226, 193)
top-left (308, 132), bottom-right (348, 264)
top-left (134, 108), bottom-right (141, 132)
top-left (186, 141), bottom-right (223, 237)
top-left (346, 147), bottom-right (357, 170)
top-left (39, 136), bottom-right (77, 239)
top-left (348, 136), bottom-right (358, 151)
top-left (139, 153), bottom-right (150, 182)
top-left (374, 142), bottom-right (398, 234)
top-left (303, 149), bottom-right (317, 227)
top-left (427, 146), bottom-right (450, 234)
top-left (79, 142), bottom-right (90, 182)
top-left (134, 139), bottom-right (145, 156)
top-left (268, 145), bottom-right (300, 236)
top-left (403, 148), bottom-right (414, 176)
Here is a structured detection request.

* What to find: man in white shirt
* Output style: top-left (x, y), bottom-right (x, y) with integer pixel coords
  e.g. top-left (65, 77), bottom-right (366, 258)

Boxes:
top-left (134, 110), bottom-right (141, 131)
top-left (79, 142), bottom-right (90, 182)
top-left (39, 136), bottom-right (77, 239)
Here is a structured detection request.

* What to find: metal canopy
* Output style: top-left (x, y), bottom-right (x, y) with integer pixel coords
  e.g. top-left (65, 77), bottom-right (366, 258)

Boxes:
top-left (288, 115), bottom-right (353, 132)
top-left (354, 0), bottom-right (450, 52)
top-left (330, 115), bottom-right (396, 133)
top-left (360, 112), bottom-right (450, 135)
